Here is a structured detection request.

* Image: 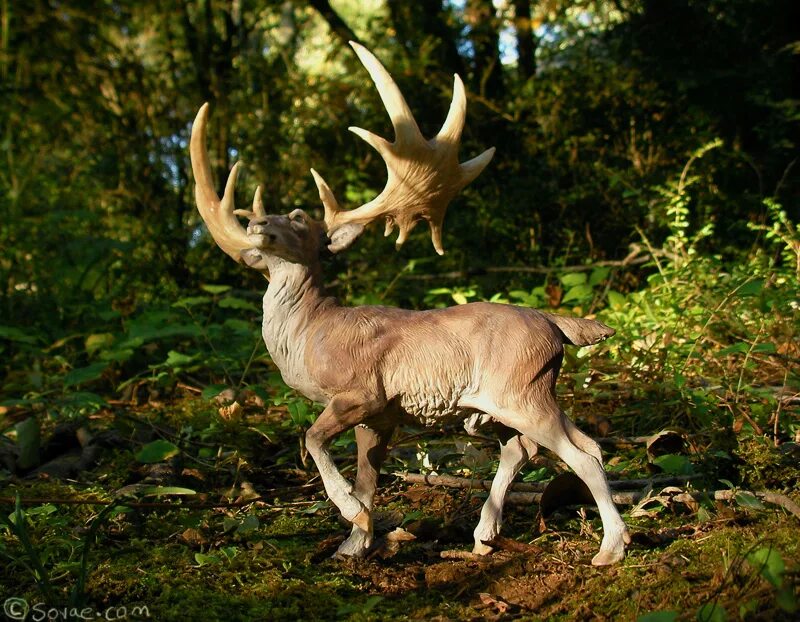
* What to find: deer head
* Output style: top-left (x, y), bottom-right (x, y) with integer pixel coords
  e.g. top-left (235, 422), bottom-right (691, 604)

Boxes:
top-left (189, 42), bottom-right (495, 275)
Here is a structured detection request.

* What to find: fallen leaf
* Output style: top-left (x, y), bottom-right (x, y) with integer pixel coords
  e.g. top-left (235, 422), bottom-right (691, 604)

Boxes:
top-left (218, 401), bottom-right (242, 420)
top-left (646, 430), bottom-right (686, 458)
top-left (479, 592), bottom-right (510, 614)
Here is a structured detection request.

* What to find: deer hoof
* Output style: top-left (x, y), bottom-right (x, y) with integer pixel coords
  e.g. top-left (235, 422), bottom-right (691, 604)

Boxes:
top-left (591, 546), bottom-right (625, 566)
top-left (472, 542), bottom-right (494, 556)
top-left (334, 529), bottom-right (373, 558)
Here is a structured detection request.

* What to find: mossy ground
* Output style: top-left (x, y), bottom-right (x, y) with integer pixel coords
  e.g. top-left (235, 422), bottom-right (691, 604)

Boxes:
top-left (1, 397), bottom-right (798, 621)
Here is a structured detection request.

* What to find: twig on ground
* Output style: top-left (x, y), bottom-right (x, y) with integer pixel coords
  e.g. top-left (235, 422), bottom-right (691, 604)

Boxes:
top-left (395, 472), bottom-right (800, 519)
top-left (395, 471), bottom-right (703, 492)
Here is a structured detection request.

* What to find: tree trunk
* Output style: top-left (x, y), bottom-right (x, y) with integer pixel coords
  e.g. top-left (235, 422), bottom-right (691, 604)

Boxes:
top-left (306, 0), bottom-right (361, 47)
top-left (386, 0), bottom-right (466, 76)
top-left (513, 0), bottom-right (536, 80)
top-left (465, 0), bottom-right (503, 99)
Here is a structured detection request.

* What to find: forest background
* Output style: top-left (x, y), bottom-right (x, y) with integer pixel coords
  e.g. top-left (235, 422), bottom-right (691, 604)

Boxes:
top-left (1, 1), bottom-right (798, 620)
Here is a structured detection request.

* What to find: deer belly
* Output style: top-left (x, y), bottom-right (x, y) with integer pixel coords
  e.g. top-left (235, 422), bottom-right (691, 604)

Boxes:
top-left (398, 390), bottom-right (470, 427)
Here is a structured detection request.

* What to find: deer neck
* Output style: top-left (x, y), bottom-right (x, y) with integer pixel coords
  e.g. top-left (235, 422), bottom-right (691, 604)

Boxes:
top-left (261, 257), bottom-right (332, 402)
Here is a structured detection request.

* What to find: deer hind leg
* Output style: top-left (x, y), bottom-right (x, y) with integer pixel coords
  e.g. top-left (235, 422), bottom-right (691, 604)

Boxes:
top-left (335, 423), bottom-right (394, 558)
top-left (305, 392), bottom-right (385, 536)
top-left (498, 400), bottom-right (630, 566)
top-left (470, 424), bottom-right (538, 555)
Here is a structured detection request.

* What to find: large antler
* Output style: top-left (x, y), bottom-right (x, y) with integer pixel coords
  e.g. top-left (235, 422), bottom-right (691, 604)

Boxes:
top-left (311, 42), bottom-right (495, 255)
top-left (189, 103), bottom-right (265, 264)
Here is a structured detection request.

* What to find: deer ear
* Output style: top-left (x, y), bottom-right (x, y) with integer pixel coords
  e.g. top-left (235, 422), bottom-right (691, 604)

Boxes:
top-left (327, 223), bottom-right (365, 254)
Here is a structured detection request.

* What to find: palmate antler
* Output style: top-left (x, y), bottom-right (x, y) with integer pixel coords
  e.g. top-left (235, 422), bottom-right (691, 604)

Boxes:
top-left (312, 42), bottom-right (495, 255)
top-left (189, 43), bottom-right (493, 265)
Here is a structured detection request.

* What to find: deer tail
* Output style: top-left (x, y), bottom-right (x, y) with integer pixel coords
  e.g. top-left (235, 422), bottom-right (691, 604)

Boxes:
top-left (546, 313), bottom-right (615, 346)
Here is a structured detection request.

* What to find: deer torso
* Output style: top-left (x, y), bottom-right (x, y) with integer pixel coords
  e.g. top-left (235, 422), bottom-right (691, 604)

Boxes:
top-left (262, 259), bottom-right (565, 425)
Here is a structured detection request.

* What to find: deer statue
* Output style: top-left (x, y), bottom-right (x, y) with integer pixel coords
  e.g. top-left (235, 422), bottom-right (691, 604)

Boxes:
top-left (189, 42), bottom-right (630, 566)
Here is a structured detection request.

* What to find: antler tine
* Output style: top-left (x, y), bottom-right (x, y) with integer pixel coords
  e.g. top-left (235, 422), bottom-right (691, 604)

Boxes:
top-left (460, 147), bottom-right (496, 184)
top-left (190, 103), bottom-right (259, 264)
top-left (318, 44), bottom-right (495, 255)
top-left (349, 42), bottom-right (423, 146)
top-left (436, 74), bottom-right (467, 143)
top-left (309, 168), bottom-right (341, 228)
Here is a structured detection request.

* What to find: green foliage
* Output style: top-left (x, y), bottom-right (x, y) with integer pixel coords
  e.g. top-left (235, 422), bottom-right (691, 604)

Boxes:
top-left (135, 440), bottom-right (181, 464)
top-left (0, 4), bottom-right (797, 616)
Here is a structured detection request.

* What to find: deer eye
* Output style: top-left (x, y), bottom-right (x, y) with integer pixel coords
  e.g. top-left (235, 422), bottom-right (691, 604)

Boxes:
top-left (289, 213), bottom-right (305, 224)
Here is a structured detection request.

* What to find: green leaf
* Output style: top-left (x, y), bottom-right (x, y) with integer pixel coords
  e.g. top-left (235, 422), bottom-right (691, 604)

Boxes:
top-left (637, 612), bottom-right (679, 622)
top-left (223, 318), bottom-right (253, 333)
top-left (15, 417), bottom-right (41, 470)
top-left (717, 342), bottom-right (749, 356)
top-left (140, 486), bottom-right (196, 497)
top-left (64, 362), bottom-right (109, 387)
top-left (59, 392), bottom-right (107, 412)
top-left (560, 272), bottom-right (587, 287)
top-left (194, 553), bottom-right (222, 566)
top-left (589, 266), bottom-right (611, 286)
top-left (652, 454), bottom-right (694, 475)
top-left (696, 603), bottom-right (726, 622)
top-left (0, 325), bottom-right (38, 344)
top-left (752, 342), bottom-right (776, 353)
top-left (736, 279), bottom-right (764, 297)
top-left (562, 284), bottom-right (594, 303)
top-left (85, 333), bottom-right (115, 354)
top-left (522, 467), bottom-right (550, 482)
top-left (219, 296), bottom-right (258, 311)
top-left (202, 384), bottom-right (229, 401)
top-left (164, 350), bottom-right (197, 368)
top-left (221, 546), bottom-right (238, 561)
top-left (24, 504), bottom-right (57, 517)
top-left (303, 500), bottom-right (330, 514)
top-left (237, 515), bottom-right (259, 534)
top-left (100, 347), bottom-right (135, 363)
top-left (607, 290), bottom-right (626, 308)
top-left (201, 284), bottom-right (232, 295)
top-left (747, 547), bottom-right (785, 588)
top-left (776, 587), bottom-right (797, 613)
top-left (734, 492), bottom-right (764, 510)
top-left (173, 296), bottom-right (212, 308)
top-left (135, 440), bottom-right (180, 463)
top-left (127, 323), bottom-right (202, 342)
top-left (451, 292), bottom-right (468, 305)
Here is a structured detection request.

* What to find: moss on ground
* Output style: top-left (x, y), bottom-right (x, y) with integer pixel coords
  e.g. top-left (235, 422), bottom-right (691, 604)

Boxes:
top-left (1, 397), bottom-right (798, 621)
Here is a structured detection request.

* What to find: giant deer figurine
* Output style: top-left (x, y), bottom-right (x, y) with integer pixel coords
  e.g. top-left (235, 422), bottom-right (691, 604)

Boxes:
top-left (190, 43), bottom-right (630, 565)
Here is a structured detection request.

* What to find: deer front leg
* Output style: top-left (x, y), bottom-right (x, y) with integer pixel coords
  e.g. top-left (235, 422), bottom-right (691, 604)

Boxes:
top-left (335, 424), bottom-right (394, 557)
top-left (305, 392), bottom-right (384, 533)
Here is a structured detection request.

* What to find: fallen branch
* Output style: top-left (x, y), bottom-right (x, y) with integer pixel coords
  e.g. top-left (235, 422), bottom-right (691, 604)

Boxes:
top-left (395, 471), bottom-right (702, 492)
top-left (395, 472), bottom-right (800, 519)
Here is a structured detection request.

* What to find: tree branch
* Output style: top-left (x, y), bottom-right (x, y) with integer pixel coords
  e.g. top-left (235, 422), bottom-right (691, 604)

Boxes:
top-left (306, 0), bottom-right (362, 47)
